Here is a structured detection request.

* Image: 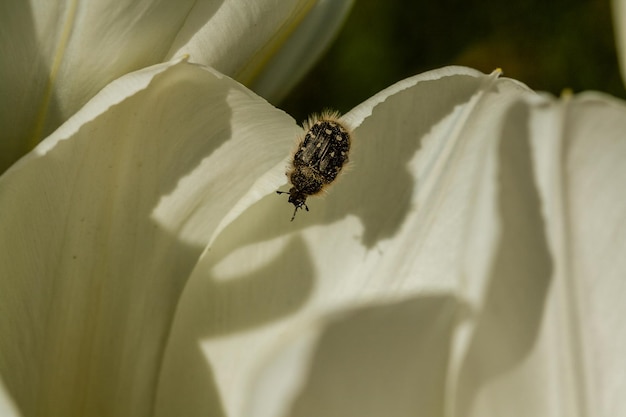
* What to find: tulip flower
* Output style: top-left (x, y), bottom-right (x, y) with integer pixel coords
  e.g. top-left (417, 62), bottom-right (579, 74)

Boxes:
top-left (1, 2), bottom-right (625, 417)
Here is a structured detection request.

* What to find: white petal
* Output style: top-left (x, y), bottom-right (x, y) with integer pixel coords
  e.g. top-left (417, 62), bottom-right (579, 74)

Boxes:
top-left (249, 0), bottom-right (355, 102)
top-left (157, 66), bottom-right (534, 417)
top-left (245, 297), bottom-right (459, 417)
top-left (1, 0), bottom-right (199, 170)
top-left (1, 0), bottom-right (328, 172)
top-left (0, 379), bottom-right (20, 417)
top-left (0, 58), bottom-right (297, 417)
top-left (160, 66), bottom-right (626, 417)
top-left (163, 0), bottom-right (349, 94)
top-left (455, 91), bottom-right (626, 417)
top-left (613, 0), bottom-right (626, 86)
top-left (562, 94), bottom-right (626, 417)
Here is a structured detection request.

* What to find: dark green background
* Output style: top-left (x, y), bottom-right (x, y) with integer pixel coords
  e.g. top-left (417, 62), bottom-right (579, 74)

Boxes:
top-left (282, 0), bottom-right (625, 123)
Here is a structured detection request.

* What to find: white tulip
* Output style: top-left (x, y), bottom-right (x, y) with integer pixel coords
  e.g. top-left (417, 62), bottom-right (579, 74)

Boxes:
top-left (1, 3), bottom-right (625, 417)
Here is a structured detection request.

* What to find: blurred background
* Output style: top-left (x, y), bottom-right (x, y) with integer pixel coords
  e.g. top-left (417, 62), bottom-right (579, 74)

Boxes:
top-left (281, 0), bottom-right (625, 122)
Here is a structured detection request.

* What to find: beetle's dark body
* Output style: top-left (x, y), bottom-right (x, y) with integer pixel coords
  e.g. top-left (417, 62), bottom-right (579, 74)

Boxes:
top-left (277, 112), bottom-right (352, 221)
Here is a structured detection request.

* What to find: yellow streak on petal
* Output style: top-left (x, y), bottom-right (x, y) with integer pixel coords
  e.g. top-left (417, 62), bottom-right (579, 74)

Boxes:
top-left (27, 0), bottom-right (79, 152)
top-left (235, 0), bottom-right (316, 86)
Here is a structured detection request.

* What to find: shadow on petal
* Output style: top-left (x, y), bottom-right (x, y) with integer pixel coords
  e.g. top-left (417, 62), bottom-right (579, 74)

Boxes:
top-left (202, 235), bottom-right (315, 337)
top-left (165, 0), bottom-right (225, 57)
top-left (155, 233), bottom-right (315, 417)
top-left (456, 101), bottom-right (553, 415)
top-left (0, 64), bottom-right (239, 417)
top-left (282, 295), bottom-right (461, 417)
top-left (1, 0), bottom-right (61, 172)
top-left (233, 73), bottom-right (492, 250)
top-left (327, 74), bottom-right (492, 247)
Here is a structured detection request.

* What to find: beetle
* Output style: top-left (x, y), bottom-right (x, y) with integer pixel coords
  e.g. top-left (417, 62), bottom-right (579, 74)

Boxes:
top-left (277, 111), bottom-right (352, 221)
